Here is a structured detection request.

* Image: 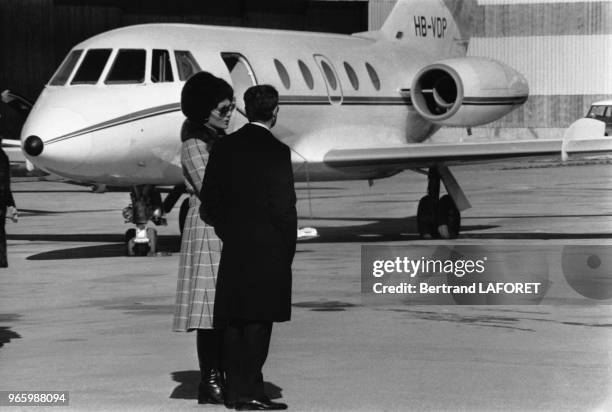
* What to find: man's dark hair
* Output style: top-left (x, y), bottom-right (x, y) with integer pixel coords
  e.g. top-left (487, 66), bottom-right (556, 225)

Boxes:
top-left (244, 85), bottom-right (279, 123)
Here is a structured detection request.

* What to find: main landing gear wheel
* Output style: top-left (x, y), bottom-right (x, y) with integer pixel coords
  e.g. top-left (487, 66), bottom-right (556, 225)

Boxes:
top-left (417, 167), bottom-right (462, 239)
top-left (436, 194), bottom-right (460, 239)
top-left (417, 195), bottom-right (437, 238)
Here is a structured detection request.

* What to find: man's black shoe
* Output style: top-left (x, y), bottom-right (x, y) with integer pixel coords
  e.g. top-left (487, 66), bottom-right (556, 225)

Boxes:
top-left (235, 398), bottom-right (288, 410)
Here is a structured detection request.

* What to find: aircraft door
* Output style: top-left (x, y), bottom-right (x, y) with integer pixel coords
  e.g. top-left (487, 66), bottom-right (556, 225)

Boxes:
top-left (221, 53), bottom-right (258, 132)
top-left (313, 54), bottom-right (343, 105)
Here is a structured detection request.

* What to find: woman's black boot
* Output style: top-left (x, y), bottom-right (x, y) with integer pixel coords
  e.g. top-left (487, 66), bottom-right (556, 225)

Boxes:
top-left (198, 368), bottom-right (224, 404)
top-left (197, 329), bottom-right (225, 404)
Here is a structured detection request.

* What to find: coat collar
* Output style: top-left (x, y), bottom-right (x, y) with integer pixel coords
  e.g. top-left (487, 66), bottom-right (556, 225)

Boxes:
top-left (249, 121), bottom-right (270, 131)
top-left (241, 122), bottom-right (274, 138)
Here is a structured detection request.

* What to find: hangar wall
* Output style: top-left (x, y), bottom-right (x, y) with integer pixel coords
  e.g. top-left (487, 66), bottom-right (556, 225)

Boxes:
top-left (369, 0), bottom-right (612, 140)
top-left (0, 0), bottom-right (367, 140)
top-left (0, 0), bottom-right (368, 102)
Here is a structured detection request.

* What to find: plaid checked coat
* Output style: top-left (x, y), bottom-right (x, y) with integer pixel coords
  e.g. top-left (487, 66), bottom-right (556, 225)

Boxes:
top-left (172, 121), bottom-right (221, 331)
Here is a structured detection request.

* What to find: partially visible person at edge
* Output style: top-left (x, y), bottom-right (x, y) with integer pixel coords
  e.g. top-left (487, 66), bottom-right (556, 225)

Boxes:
top-left (0, 142), bottom-right (17, 268)
top-left (172, 71), bottom-right (235, 405)
top-left (200, 84), bottom-right (297, 411)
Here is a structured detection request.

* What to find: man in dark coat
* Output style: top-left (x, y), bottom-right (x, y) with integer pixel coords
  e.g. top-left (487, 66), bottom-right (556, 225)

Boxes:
top-left (200, 84), bottom-right (296, 410)
top-left (0, 142), bottom-right (17, 268)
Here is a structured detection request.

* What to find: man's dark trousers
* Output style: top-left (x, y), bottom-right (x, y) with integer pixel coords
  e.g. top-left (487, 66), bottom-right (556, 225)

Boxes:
top-left (223, 320), bottom-right (273, 402)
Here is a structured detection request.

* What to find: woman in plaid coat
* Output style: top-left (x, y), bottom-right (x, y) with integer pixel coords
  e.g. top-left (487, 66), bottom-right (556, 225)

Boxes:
top-left (172, 72), bottom-right (234, 405)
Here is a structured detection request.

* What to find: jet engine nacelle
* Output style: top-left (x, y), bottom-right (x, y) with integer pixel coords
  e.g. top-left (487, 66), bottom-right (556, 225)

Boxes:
top-left (410, 57), bottom-right (529, 127)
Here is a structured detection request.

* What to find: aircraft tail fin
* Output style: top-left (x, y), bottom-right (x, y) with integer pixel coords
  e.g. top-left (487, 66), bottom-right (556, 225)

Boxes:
top-left (378, 0), bottom-right (477, 57)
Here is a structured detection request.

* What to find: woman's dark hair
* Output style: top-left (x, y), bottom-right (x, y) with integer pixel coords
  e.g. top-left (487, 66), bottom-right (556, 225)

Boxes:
top-left (180, 71), bottom-right (234, 123)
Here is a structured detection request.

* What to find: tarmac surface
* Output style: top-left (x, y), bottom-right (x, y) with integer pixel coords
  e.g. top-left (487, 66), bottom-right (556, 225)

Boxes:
top-left (1, 158), bottom-right (612, 411)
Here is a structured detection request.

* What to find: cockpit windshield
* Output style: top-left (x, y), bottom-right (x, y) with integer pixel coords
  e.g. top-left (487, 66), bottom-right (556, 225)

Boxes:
top-left (71, 49), bottom-right (112, 85)
top-left (175, 51), bottom-right (201, 81)
top-left (106, 49), bottom-right (146, 84)
top-left (49, 50), bottom-right (83, 86)
top-left (152, 50), bottom-right (173, 83)
top-left (48, 48), bottom-right (200, 86)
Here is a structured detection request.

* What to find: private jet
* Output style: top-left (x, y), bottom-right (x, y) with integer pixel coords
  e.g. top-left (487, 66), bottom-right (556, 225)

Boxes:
top-left (19, 0), bottom-right (612, 255)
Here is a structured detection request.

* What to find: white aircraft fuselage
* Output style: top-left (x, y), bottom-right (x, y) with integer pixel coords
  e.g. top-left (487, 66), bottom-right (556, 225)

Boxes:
top-left (20, 0), bottom-right (529, 186)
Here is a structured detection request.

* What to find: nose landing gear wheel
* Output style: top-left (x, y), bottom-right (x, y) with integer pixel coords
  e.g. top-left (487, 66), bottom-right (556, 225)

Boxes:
top-left (132, 243), bottom-right (150, 257)
top-left (125, 228), bottom-right (158, 256)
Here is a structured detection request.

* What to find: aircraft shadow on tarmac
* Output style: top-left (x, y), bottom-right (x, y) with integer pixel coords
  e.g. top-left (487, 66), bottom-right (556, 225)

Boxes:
top-left (14, 215), bottom-right (481, 260)
top-left (298, 215), bottom-right (495, 243)
top-left (169, 370), bottom-right (282, 401)
top-left (19, 208), bottom-right (119, 216)
top-left (12, 214), bottom-right (611, 260)
top-left (17, 235), bottom-right (181, 260)
top-left (13, 190), bottom-right (94, 193)
top-left (298, 214), bottom-right (612, 243)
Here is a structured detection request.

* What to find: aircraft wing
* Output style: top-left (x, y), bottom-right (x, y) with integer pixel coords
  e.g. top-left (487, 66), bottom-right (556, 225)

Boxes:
top-left (323, 138), bottom-right (612, 169)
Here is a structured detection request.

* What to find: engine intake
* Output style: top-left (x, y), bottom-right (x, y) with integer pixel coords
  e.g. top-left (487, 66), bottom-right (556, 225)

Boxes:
top-left (411, 57), bottom-right (528, 127)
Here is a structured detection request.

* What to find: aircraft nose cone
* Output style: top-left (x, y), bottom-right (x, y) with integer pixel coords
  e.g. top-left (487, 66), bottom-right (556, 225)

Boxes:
top-left (24, 135), bottom-right (44, 156)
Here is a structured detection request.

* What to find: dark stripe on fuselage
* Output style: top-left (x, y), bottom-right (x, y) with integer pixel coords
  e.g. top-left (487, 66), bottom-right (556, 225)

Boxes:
top-left (278, 94), bottom-right (526, 106)
top-left (463, 96), bottom-right (528, 105)
top-left (342, 96), bottom-right (412, 105)
top-left (43, 95), bottom-right (526, 145)
top-left (278, 95), bottom-right (332, 105)
top-left (278, 95), bottom-right (413, 105)
top-left (45, 103), bottom-right (181, 145)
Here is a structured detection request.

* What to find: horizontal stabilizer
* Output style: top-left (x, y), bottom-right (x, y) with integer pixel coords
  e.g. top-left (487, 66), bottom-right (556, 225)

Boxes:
top-left (324, 138), bottom-right (612, 169)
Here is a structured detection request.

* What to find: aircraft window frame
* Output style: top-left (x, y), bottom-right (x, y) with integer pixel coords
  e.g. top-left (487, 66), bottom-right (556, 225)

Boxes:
top-left (151, 49), bottom-right (174, 83)
top-left (70, 49), bottom-right (112, 85)
top-left (175, 50), bottom-right (202, 81)
top-left (343, 62), bottom-right (359, 91)
top-left (298, 60), bottom-right (314, 90)
top-left (365, 62), bottom-right (381, 91)
top-left (221, 52), bottom-right (258, 85)
top-left (274, 59), bottom-right (291, 90)
top-left (105, 49), bottom-right (146, 85)
top-left (49, 49), bottom-right (83, 86)
top-left (320, 60), bottom-right (337, 91)
top-left (313, 54), bottom-right (343, 104)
